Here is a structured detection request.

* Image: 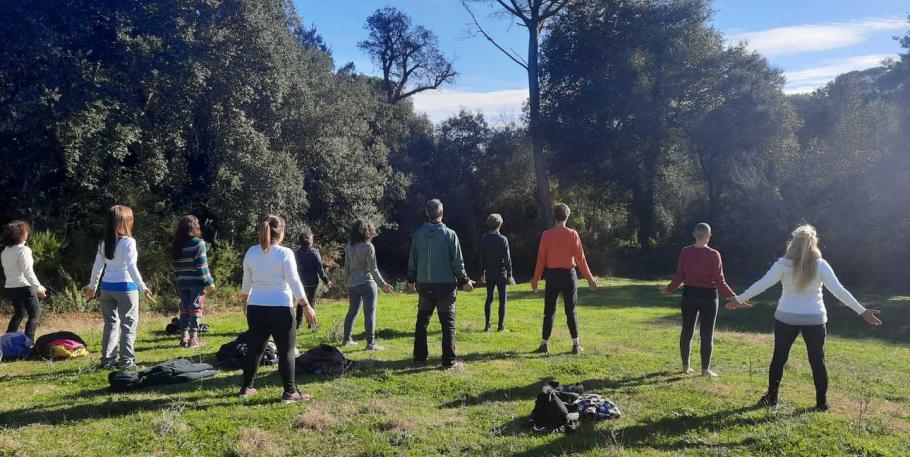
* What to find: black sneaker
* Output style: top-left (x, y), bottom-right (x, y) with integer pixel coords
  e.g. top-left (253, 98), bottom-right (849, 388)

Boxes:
top-left (533, 342), bottom-right (549, 354)
top-left (571, 344), bottom-right (584, 355)
top-left (816, 396), bottom-right (829, 411)
top-left (484, 324), bottom-right (492, 332)
top-left (757, 392), bottom-right (778, 408)
top-left (96, 360), bottom-right (117, 370)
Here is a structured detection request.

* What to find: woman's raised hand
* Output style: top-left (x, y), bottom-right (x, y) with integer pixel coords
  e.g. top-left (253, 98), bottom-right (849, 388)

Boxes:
top-left (862, 309), bottom-right (882, 326)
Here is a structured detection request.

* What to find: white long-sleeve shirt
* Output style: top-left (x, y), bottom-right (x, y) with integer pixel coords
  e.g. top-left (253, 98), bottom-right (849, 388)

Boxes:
top-left (737, 258), bottom-right (866, 325)
top-left (2, 244), bottom-right (46, 292)
top-left (86, 237), bottom-right (148, 292)
top-left (242, 245), bottom-right (306, 307)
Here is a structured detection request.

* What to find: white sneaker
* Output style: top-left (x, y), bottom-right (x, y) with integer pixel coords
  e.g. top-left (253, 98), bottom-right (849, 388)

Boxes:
top-left (341, 340), bottom-right (357, 347)
top-left (702, 369), bottom-right (718, 378)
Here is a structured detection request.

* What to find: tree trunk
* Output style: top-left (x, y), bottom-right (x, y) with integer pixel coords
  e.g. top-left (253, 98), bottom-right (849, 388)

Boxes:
top-left (527, 19), bottom-right (555, 228)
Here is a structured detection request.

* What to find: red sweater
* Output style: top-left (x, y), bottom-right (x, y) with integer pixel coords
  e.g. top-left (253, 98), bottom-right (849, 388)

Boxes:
top-left (666, 245), bottom-right (734, 298)
top-left (532, 227), bottom-right (594, 283)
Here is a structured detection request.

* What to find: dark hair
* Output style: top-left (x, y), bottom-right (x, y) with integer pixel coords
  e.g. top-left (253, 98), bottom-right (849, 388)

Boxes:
top-left (298, 225), bottom-right (314, 248)
top-left (553, 203), bottom-right (571, 222)
top-left (2, 220), bottom-right (31, 247)
top-left (103, 205), bottom-right (134, 259)
top-left (348, 219), bottom-right (378, 245)
top-left (425, 199), bottom-right (443, 220)
top-left (259, 214), bottom-right (286, 251)
top-left (172, 215), bottom-right (202, 259)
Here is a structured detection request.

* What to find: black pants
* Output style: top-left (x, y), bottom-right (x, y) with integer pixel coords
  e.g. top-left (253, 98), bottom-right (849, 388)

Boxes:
top-left (5, 287), bottom-right (41, 341)
top-left (768, 319), bottom-right (828, 403)
top-left (414, 283), bottom-right (457, 366)
top-left (484, 277), bottom-right (507, 329)
top-left (242, 305), bottom-right (297, 393)
top-left (542, 269), bottom-right (578, 340)
top-left (679, 292), bottom-right (719, 370)
top-left (296, 285), bottom-right (319, 329)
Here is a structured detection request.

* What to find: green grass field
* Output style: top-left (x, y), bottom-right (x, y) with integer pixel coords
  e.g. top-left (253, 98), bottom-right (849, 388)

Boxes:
top-left (1, 279), bottom-right (908, 456)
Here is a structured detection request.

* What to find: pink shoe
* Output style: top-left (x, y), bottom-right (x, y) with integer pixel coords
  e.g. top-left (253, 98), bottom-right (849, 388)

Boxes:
top-left (238, 387), bottom-right (257, 398)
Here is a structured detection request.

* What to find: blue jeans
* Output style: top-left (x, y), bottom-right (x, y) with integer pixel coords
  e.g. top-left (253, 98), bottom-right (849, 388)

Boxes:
top-left (178, 287), bottom-right (205, 332)
top-left (344, 282), bottom-right (378, 346)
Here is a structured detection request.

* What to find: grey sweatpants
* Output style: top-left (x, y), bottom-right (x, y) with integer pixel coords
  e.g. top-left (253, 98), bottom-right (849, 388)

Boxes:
top-left (100, 290), bottom-right (140, 366)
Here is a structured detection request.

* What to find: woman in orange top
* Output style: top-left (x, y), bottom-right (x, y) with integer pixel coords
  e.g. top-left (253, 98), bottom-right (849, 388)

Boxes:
top-left (531, 203), bottom-right (598, 355)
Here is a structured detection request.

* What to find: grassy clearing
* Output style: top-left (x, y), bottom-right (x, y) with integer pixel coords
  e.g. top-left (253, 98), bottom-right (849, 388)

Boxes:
top-left (1, 278), bottom-right (908, 456)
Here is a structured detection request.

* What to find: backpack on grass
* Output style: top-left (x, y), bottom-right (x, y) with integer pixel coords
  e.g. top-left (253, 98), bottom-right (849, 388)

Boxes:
top-left (0, 332), bottom-right (33, 361)
top-left (214, 331), bottom-right (278, 369)
top-left (295, 344), bottom-right (351, 375)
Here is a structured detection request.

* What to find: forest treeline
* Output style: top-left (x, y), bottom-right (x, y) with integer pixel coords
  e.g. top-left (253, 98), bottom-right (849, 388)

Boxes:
top-left (1, 0), bottom-right (908, 310)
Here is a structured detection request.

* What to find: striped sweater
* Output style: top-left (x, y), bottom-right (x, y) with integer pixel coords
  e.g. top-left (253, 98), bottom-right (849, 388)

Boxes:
top-left (174, 238), bottom-right (215, 288)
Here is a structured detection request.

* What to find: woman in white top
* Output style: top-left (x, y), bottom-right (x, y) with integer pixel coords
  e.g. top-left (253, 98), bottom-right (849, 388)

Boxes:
top-left (728, 225), bottom-right (882, 411)
top-left (83, 205), bottom-right (154, 370)
top-left (239, 214), bottom-right (317, 403)
top-left (2, 220), bottom-right (47, 341)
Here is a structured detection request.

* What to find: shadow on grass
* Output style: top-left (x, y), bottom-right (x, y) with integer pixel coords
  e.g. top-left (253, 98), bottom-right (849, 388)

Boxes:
top-left (649, 295), bottom-right (910, 344)
top-left (507, 404), bottom-right (813, 456)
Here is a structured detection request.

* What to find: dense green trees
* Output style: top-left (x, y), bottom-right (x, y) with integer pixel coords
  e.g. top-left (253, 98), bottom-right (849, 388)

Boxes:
top-left (0, 0), bottom-right (908, 306)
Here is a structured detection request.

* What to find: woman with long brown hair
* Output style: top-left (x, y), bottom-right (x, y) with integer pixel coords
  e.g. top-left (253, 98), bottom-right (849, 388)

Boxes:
top-left (172, 215), bottom-right (216, 347)
top-left (728, 225), bottom-right (882, 411)
top-left (84, 205), bottom-right (154, 370)
top-left (239, 214), bottom-right (317, 403)
top-left (341, 218), bottom-right (394, 351)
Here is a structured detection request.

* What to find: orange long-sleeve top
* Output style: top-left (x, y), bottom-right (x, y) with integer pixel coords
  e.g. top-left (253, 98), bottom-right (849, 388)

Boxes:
top-left (532, 227), bottom-right (595, 283)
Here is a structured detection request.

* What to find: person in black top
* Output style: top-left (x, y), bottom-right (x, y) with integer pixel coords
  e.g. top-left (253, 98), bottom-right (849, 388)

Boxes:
top-left (296, 226), bottom-right (332, 328)
top-left (479, 213), bottom-right (514, 332)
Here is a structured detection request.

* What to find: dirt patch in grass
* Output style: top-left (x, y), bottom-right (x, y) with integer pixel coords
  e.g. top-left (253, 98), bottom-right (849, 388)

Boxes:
top-left (294, 404), bottom-right (342, 431)
top-left (229, 427), bottom-right (287, 457)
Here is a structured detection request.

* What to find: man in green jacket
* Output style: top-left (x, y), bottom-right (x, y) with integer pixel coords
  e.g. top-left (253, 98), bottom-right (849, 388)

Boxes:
top-left (407, 199), bottom-right (474, 369)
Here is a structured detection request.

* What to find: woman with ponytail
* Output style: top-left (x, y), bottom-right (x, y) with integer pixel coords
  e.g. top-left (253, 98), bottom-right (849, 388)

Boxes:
top-left (727, 225), bottom-right (882, 411)
top-left (239, 214), bottom-right (317, 403)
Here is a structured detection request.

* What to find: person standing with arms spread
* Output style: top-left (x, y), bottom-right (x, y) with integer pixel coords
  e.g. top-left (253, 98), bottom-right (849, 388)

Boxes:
top-left (531, 203), bottom-right (598, 355)
top-left (408, 199), bottom-right (473, 370)
top-left (727, 225), bottom-right (882, 411)
top-left (662, 223), bottom-right (736, 377)
top-left (295, 225), bottom-right (332, 328)
top-left (479, 213), bottom-right (514, 332)
top-left (2, 220), bottom-right (47, 342)
top-left (342, 218), bottom-right (394, 351)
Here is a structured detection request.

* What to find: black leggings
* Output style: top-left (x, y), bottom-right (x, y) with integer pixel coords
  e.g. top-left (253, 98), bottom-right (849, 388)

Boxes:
top-left (5, 287), bottom-right (41, 341)
top-left (296, 285), bottom-right (319, 329)
top-left (679, 295), bottom-right (718, 370)
top-left (484, 277), bottom-right (507, 328)
top-left (768, 319), bottom-right (827, 403)
top-left (242, 305), bottom-right (297, 393)
top-left (542, 269), bottom-right (578, 340)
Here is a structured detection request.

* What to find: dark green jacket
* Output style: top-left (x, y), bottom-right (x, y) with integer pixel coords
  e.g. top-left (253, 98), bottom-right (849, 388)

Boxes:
top-left (407, 222), bottom-right (468, 285)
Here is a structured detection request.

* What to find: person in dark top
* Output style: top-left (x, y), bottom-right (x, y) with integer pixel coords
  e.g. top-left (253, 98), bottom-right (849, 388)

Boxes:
top-left (295, 226), bottom-right (332, 328)
top-left (479, 213), bottom-right (514, 332)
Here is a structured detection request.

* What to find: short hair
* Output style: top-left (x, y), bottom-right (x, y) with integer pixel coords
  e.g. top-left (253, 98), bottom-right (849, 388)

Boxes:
top-left (486, 213), bottom-right (503, 231)
top-left (349, 218), bottom-right (378, 245)
top-left (553, 203), bottom-right (571, 222)
top-left (425, 199), bottom-right (443, 220)
top-left (298, 225), bottom-right (314, 247)
top-left (693, 223), bottom-right (712, 238)
top-left (2, 220), bottom-right (31, 247)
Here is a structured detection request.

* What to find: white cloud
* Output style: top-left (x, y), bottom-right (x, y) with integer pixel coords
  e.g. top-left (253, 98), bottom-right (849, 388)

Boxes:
top-left (412, 88), bottom-right (527, 123)
top-left (727, 17), bottom-right (908, 57)
top-left (783, 54), bottom-right (896, 94)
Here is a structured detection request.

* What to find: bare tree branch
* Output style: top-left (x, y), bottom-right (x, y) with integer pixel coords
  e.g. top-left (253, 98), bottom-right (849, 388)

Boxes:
top-left (492, 0), bottom-right (530, 23)
top-left (540, 0), bottom-right (570, 21)
top-left (462, 1), bottom-right (529, 69)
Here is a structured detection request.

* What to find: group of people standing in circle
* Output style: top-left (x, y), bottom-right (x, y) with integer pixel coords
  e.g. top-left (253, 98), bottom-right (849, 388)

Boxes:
top-left (2, 198), bottom-right (884, 408)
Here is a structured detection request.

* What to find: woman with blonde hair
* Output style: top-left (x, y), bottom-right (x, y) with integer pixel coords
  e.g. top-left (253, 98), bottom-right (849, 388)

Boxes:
top-left (728, 225), bottom-right (882, 411)
top-left (239, 214), bottom-right (317, 403)
top-left (84, 205), bottom-right (154, 370)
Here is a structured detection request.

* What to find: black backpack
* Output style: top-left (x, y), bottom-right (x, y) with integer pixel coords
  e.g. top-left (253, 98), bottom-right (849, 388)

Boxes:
top-left (214, 332), bottom-right (278, 369)
top-left (529, 383), bottom-right (580, 433)
top-left (295, 344), bottom-right (350, 375)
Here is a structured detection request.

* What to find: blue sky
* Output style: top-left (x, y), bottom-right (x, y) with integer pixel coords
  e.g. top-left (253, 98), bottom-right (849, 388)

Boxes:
top-left (296, 0), bottom-right (910, 122)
